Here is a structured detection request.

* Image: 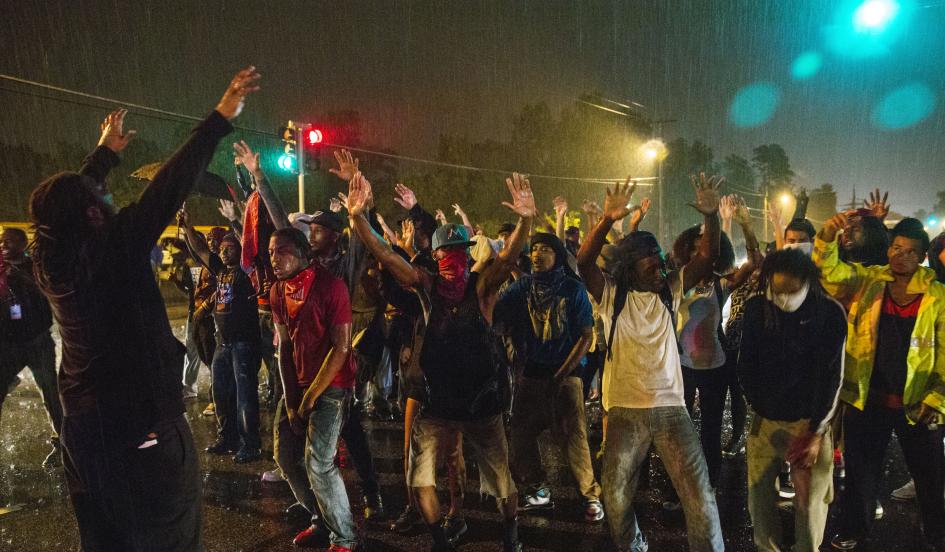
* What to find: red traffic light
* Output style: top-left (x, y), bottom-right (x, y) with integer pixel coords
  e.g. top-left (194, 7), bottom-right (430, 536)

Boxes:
top-left (306, 129), bottom-right (324, 145)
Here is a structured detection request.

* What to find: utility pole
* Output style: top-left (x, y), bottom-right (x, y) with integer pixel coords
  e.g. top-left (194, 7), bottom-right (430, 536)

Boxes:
top-left (296, 125), bottom-right (306, 213)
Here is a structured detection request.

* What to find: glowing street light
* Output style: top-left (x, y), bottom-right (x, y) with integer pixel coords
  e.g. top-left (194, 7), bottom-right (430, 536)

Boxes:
top-left (642, 139), bottom-right (666, 161)
top-left (853, 0), bottom-right (901, 33)
top-left (779, 193), bottom-right (792, 206)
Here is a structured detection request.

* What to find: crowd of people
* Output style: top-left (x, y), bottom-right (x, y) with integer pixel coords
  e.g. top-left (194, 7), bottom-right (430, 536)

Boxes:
top-left (0, 66), bottom-right (944, 552)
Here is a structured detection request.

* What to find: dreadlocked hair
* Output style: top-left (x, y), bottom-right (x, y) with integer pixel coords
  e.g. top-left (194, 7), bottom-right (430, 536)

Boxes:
top-left (29, 172), bottom-right (102, 289)
top-left (756, 248), bottom-right (825, 331)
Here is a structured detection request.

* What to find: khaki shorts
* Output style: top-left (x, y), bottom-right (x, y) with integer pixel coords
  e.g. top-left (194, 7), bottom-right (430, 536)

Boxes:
top-left (407, 413), bottom-right (514, 499)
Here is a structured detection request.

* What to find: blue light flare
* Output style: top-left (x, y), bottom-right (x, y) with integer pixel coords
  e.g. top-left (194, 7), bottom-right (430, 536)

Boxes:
top-left (791, 51), bottom-right (823, 81)
top-left (729, 83), bottom-right (781, 128)
top-left (871, 83), bottom-right (936, 130)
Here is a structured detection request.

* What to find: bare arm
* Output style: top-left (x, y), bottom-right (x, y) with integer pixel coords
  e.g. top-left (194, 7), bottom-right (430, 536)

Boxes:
top-left (299, 322), bottom-right (353, 417)
top-left (682, 173), bottom-right (724, 293)
top-left (576, 180), bottom-right (636, 303)
top-left (726, 195), bottom-right (761, 289)
top-left (553, 327), bottom-right (593, 381)
top-left (178, 207), bottom-right (212, 268)
top-left (347, 173), bottom-right (421, 288)
top-left (453, 204), bottom-right (475, 236)
top-left (478, 173), bottom-right (537, 295)
top-left (233, 140), bottom-right (289, 230)
top-left (553, 196), bottom-right (568, 240)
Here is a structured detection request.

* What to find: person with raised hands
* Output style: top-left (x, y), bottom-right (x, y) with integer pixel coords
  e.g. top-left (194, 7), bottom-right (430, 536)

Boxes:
top-left (576, 175), bottom-right (725, 552)
top-left (347, 171), bottom-right (535, 552)
top-left (29, 66), bottom-right (260, 551)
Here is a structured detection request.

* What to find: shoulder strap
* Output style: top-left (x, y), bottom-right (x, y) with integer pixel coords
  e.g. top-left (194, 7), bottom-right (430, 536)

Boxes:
top-left (606, 281), bottom-right (629, 361)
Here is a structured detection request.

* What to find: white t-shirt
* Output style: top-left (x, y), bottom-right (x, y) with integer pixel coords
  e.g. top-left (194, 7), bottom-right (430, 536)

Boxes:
top-left (675, 271), bottom-right (727, 370)
top-left (595, 273), bottom-right (686, 411)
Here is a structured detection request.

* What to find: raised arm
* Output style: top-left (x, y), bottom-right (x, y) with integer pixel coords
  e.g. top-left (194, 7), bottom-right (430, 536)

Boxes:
top-left (177, 206), bottom-right (212, 268)
top-left (576, 179), bottom-right (636, 303)
top-left (79, 109), bottom-right (134, 187)
top-left (477, 173), bottom-right (537, 296)
top-left (627, 197), bottom-right (650, 233)
top-left (681, 173), bottom-right (723, 293)
top-left (453, 203), bottom-right (474, 235)
top-left (726, 195), bottom-right (762, 289)
top-left (553, 196), bottom-right (568, 240)
top-left (233, 140), bottom-right (288, 230)
top-left (125, 67), bottom-right (260, 252)
top-left (813, 211), bottom-right (868, 301)
top-left (347, 172), bottom-right (420, 288)
top-left (768, 203), bottom-right (785, 251)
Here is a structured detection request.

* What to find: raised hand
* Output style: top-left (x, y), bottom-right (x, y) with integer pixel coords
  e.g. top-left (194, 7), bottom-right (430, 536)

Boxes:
top-left (629, 197), bottom-right (651, 228)
top-left (821, 211), bottom-right (851, 242)
top-left (768, 202), bottom-right (784, 228)
top-left (452, 203), bottom-right (466, 217)
top-left (689, 172), bottom-right (724, 215)
top-left (602, 177), bottom-right (637, 221)
top-left (232, 140), bottom-right (261, 174)
top-left (328, 149), bottom-right (360, 182)
top-left (97, 108), bottom-right (136, 153)
top-left (732, 195), bottom-right (751, 226)
top-left (434, 209), bottom-right (447, 225)
top-left (215, 66), bottom-right (261, 120)
top-left (218, 199), bottom-right (238, 221)
top-left (329, 197), bottom-right (343, 213)
top-left (864, 188), bottom-right (890, 220)
top-left (581, 199), bottom-right (602, 216)
top-left (177, 203), bottom-right (191, 227)
top-left (346, 172), bottom-right (373, 217)
top-left (393, 183), bottom-right (418, 210)
top-left (553, 196), bottom-right (568, 217)
top-left (399, 219), bottom-right (416, 252)
top-left (501, 173), bottom-right (538, 218)
top-left (719, 194), bottom-right (736, 221)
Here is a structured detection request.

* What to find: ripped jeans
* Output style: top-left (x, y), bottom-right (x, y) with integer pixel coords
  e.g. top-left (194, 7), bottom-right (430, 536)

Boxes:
top-left (602, 406), bottom-right (723, 552)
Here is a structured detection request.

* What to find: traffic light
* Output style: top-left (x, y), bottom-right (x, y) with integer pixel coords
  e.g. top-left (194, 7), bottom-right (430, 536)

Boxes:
top-left (306, 128), bottom-right (323, 146)
top-left (278, 122), bottom-right (299, 174)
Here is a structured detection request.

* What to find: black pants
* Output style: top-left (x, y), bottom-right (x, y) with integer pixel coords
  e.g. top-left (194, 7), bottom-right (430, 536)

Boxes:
top-left (61, 413), bottom-right (201, 551)
top-left (0, 332), bottom-right (62, 437)
top-left (341, 404), bottom-right (380, 496)
top-left (682, 365), bottom-right (728, 488)
top-left (721, 348), bottom-right (748, 445)
top-left (839, 404), bottom-right (945, 541)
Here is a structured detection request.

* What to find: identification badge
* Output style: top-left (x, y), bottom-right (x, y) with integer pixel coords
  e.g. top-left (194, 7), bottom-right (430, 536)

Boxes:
top-left (9, 304), bottom-right (22, 320)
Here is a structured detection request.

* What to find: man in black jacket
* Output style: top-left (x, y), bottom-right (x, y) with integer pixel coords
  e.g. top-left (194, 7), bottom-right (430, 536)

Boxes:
top-left (738, 249), bottom-right (847, 552)
top-left (28, 67), bottom-right (260, 550)
top-left (0, 227), bottom-right (62, 467)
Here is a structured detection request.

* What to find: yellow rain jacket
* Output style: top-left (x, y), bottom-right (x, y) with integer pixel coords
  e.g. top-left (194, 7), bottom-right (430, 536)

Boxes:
top-left (814, 236), bottom-right (945, 424)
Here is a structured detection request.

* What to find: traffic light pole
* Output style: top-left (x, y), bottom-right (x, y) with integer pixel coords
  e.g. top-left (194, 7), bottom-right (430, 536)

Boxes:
top-left (296, 127), bottom-right (305, 213)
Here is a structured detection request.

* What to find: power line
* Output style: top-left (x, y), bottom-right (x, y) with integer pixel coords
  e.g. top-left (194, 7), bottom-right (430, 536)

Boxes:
top-left (0, 73), bottom-right (654, 186)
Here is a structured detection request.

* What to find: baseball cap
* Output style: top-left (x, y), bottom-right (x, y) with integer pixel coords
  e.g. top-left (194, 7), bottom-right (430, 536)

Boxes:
top-left (432, 223), bottom-right (475, 251)
top-left (296, 210), bottom-right (345, 233)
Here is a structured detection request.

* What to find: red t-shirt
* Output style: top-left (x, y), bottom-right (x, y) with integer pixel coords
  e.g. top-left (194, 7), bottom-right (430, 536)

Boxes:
top-left (270, 266), bottom-right (355, 390)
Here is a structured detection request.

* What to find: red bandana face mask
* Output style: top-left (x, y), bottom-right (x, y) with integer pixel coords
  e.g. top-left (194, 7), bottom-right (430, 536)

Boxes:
top-left (283, 267), bottom-right (315, 319)
top-left (436, 249), bottom-right (469, 305)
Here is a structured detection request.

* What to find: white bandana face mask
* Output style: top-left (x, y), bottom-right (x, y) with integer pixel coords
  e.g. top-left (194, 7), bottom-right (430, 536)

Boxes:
top-left (783, 241), bottom-right (814, 257)
top-left (767, 281), bottom-right (810, 313)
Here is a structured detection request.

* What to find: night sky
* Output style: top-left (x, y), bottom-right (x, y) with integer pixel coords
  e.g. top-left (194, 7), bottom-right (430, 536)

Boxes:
top-left (2, 0), bottom-right (943, 217)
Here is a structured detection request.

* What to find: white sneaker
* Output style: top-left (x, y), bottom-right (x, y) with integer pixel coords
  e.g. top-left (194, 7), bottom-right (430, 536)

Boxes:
top-left (584, 499), bottom-right (605, 522)
top-left (874, 501), bottom-right (884, 520)
top-left (891, 479), bottom-right (916, 501)
top-left (261, 468), bottom-right (284, 482)
top-left (182, 385), bottom-right (198, 401)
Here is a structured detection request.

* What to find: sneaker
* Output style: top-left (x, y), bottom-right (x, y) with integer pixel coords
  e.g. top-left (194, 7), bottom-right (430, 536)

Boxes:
top-left (391, 504), bottom-right (422, 534)
top-left (442, 514), bottom-right (468, 544)
top-left (584, 499), bottom-right (605, 522)
top-left (202, 403), bottom-right (215, 416)
top-left (42, 439), bottom-right (61, 469)
top-left (234, 448), bottom-right (262, 464)
top-left (292, 524), bottom-right (328, 547)
top-left (520, 486), bottom-right (554, 512)
top-left (891, 479), bottom-right (917, 501)
top-left (778, 473), bottom-right (796, 499)
top-left (874, 500), bottom-right (884, 520)
top-left (830, 534), bottom-right (858, 550)
top-left (205, 440), bottom-right (238, 455)
top-left (661, 500), bottom-right (681, 512)
top-left (182, 384), bottom-right (198, 401)
top-left (261, 468), bottom-right (285, 482)
top-left (362, 491), bottom-right (385, 521)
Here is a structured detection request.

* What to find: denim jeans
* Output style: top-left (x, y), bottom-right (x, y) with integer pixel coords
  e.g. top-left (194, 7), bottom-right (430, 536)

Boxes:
top-left (211, 340), bottom-right (261, 451)
top-left (305, 387), bottom-right (358, 548)
top-left (602, 406), bottom-right (723, 552)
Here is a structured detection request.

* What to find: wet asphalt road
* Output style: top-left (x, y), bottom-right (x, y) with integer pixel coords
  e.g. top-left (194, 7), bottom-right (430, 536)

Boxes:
top-left (0, 306), bottom-right (930, 551)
